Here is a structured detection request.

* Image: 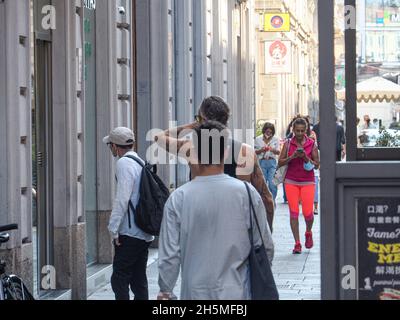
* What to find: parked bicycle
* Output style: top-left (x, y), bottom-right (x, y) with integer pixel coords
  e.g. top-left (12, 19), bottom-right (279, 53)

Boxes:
top-left (0, 224), bottom-right (34, 300)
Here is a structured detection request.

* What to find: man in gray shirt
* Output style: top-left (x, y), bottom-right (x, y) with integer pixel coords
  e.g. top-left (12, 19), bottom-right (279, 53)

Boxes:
top-left (157, 121), bottom-right (274, 300)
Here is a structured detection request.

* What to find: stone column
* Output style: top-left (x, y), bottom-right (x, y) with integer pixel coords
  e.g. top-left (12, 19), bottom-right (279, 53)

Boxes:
top-left (135, 0), bottom-right (171, 186)
top-left (51, 0), bottom-right (86, 300)
top-left (95, 0), bottom-right (135, 264)
top-left (175, 0), bottom-right (194, 187)
top-left (95, 0), bottom-right (115, 266)
top-left (0, 0), bottom-right (34, 293)
top-left (193, 0), bottom-right (208, 114)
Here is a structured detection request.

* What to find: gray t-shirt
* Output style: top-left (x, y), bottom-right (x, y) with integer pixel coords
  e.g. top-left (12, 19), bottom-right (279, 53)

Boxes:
top-left (158, 174), bottom-right (274, 300)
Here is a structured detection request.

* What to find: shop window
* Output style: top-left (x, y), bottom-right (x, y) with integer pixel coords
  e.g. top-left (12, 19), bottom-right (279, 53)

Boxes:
top-left (340, 0), bottom-right (400, 161)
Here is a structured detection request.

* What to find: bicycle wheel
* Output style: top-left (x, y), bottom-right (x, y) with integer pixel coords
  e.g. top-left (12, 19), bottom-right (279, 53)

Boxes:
top-left (6, 278), bottom-right (33, 300)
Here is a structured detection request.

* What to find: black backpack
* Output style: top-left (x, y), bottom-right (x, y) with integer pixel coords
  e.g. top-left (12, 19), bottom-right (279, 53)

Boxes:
top-left (124, 156), bottom-right (170, 236)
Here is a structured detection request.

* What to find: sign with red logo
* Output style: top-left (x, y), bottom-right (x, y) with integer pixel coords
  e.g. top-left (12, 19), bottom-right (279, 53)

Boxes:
top-left (271, 16), bottom-right (284, 28)
top-left (265, 40), bottom-right (292, 74)
top-left (264, 13), bottom-right (290, 32)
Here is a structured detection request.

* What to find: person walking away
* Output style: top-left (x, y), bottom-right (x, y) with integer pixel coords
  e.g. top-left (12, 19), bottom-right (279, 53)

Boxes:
top-left (336, 118), bottom-right (346, 161)
top-left (155, 96), bottom-right (275, 232)
top-left (103, 127), bottom-right (154, 300)
top-left (305, 116), bottom-right (318, 142)
top-left (313, 117), bottom-right (346, 162)
top-left (157, 121), bottom-right (274, 300)
top-left (255, 123), bottom-right (281, 203)
top-left (278, 118), bottom-right (320, 254)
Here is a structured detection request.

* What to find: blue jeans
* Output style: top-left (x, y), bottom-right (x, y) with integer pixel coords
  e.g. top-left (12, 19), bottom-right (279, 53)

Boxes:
top-left (260, 159), bottom-right (278, 202)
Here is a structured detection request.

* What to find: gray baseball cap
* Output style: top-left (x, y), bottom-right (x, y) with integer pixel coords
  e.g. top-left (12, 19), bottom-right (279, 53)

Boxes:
top-left (103, 127), bottom-right (135, 146)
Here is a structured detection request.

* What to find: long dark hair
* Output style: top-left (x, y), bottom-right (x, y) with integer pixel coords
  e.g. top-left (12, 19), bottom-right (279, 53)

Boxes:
top-left (286, 115), bottom-right (310, 137)
top-left (292, 118), bottom-right (308, 130)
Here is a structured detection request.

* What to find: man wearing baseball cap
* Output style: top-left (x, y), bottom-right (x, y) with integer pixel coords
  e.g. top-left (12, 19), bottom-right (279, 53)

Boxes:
top-left (103, 127), bottom-right (154, 300)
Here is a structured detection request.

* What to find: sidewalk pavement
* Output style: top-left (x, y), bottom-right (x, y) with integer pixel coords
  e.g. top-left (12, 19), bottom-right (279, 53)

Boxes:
top-left (89, 186), bottom-right (321, 300)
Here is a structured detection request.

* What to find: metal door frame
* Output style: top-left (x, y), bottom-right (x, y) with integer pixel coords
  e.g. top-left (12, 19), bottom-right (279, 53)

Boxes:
top-left (83, 4), bottom-right (99, 267)
top-left (34, 38), bottom-right (54, 293)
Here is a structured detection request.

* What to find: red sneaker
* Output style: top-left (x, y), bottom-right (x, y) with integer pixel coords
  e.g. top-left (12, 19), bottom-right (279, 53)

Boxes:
top-left (305, 232), bottom-right (314, 249)
top-left (292, 242), bottom-right (302, 254)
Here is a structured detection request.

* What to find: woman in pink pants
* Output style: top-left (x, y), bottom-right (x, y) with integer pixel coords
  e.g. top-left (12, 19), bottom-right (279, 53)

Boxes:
top-left (278, 118), bottom-right (320, 254)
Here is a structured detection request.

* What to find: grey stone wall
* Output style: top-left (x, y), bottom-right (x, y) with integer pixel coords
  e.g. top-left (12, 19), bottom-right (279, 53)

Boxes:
top-left (0, 0), bottom-right (33, 292)
top-left (50, 0), bottom-right (86, 299)
top-left (0, 0), bottom-right (254, 299)
top-left (134, 0), bottom-right (257, 188)
top-left (95, 0), bottom-right (134, 264)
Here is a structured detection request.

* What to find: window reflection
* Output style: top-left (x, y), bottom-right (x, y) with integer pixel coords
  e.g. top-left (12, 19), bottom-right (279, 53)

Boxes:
top-left (357, 0), bottom-right (400, 148)
top-left (336, 0), bottom-right (400, 149)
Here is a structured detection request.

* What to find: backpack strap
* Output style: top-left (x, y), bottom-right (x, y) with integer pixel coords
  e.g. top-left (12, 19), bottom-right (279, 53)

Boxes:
top-left (124, 155), bottom-right (145, 168)
top-left (125, 155), bottom-right (158, 174)
top-left (123, 155), bottom-right (145, 229)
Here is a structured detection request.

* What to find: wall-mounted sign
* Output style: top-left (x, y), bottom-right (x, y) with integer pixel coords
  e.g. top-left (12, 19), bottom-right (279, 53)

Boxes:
top-left (264, 13), bottom-right (290, 32)
top-left (357, 198), bottom-right (400, 300)
top-left (265, 40), bottom-right (292, 74)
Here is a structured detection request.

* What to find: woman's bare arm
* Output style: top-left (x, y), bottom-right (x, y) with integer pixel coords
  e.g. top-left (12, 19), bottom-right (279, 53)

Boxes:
top-left (237, 145), bottom-right (275, 231)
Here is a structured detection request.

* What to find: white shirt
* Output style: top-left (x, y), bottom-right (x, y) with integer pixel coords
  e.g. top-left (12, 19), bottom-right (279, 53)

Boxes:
top-left (108, 151), bottom-right (154, 242)
top-left (255, 136), bottom-right (280, 161)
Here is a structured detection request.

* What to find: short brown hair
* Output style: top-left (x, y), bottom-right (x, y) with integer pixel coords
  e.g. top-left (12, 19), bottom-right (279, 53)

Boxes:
top-left (262, 123), bottom-right (276, 136)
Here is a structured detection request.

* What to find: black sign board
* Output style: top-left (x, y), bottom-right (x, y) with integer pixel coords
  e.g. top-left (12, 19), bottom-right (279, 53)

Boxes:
top-left (357, 198), bottom-right (400, 300)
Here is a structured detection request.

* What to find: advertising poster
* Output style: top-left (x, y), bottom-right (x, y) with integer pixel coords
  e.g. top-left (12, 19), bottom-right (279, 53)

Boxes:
top-left (357, 198), bottom-right (400, 300)
top-left (265, 40), bottom-right (292, 74)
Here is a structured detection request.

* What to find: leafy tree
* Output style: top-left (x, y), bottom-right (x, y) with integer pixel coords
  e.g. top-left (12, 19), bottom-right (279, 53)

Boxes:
top-left (375, 129), bottom-right (400, 147)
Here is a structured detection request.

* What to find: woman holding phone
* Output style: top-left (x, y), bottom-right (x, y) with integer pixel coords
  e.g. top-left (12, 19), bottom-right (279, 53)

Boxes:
top-left (255, 123), bottom-right (281, 203)
top-left (278, 118), bottom-right (320, 254)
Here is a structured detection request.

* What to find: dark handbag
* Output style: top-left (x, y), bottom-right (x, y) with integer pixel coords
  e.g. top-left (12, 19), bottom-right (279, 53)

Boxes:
top-left (244, 182), bottom-right (279, 300)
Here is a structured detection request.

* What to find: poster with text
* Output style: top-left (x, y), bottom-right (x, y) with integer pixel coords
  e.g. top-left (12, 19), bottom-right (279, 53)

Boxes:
top-left (357, 198), bottom-right (400, 300)
top-left (265, 40), bottom-right (292, 75)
